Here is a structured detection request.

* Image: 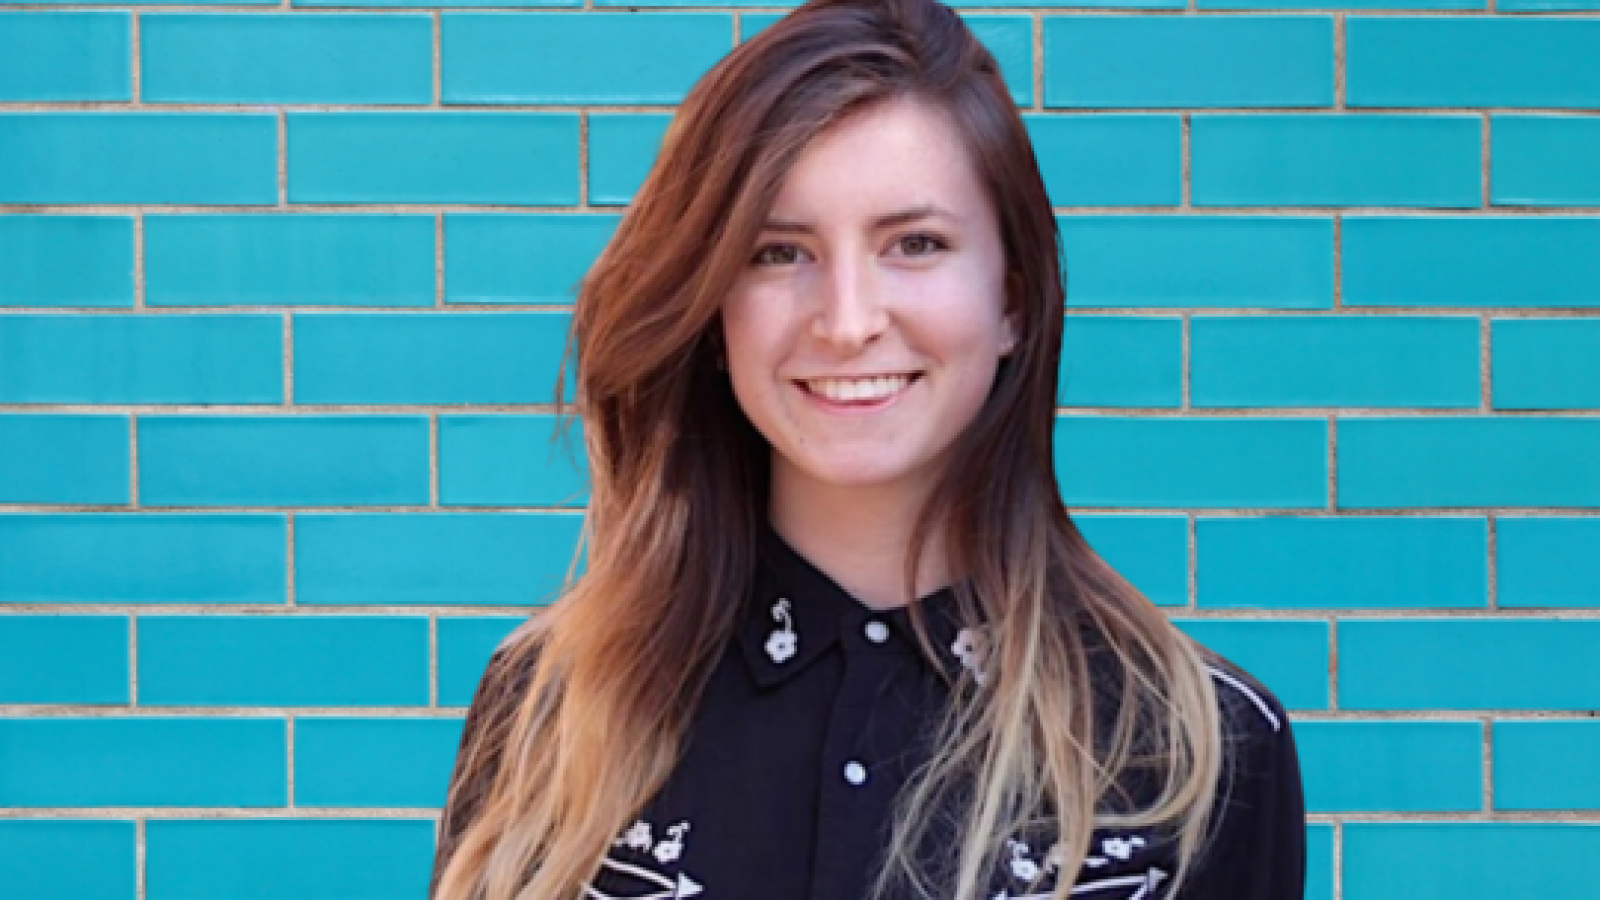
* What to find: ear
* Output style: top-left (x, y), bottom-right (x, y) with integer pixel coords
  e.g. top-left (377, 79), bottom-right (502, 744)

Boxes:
top-left (999, 314), bottom-right (1018, 357)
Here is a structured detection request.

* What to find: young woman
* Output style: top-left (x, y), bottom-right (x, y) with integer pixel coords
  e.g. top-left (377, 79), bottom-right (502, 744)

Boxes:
top-left (431, 2), bottom-right (1306, 899)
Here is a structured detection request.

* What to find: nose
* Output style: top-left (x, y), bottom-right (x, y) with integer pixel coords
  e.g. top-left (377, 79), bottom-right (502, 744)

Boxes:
top-left (810, 253), bottom-right (886, 352)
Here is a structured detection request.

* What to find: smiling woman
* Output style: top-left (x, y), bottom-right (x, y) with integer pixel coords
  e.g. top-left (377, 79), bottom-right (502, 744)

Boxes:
top-left (430, 2), bottom-right (1305, 899)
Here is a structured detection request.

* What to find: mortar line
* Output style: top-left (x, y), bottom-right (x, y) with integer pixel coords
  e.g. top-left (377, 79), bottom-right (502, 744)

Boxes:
top-left (1332, 821), bottom-right (1343, 900)
top-left (433, 11), bottom-right (442, 108)
top-left (1180, 314), bottom-right (1191, 411)
top-left (286, 512), bottom-right (297, 608)
top-left (1480, 314), bottom-right (1492, 414)
top-left (1180, 113), bottom-right (1191, 210)
top-left (1326, 416), bottom-right (1337, 512)
top-left (732, 11), bottom-right (741, 45)
top-left (1032, 12), bottom-right (1043, 114)
top-left (136, 818), bottom-right (147, 900)
top-left (1482, 112), bottom-right (1492, 209)
top-left (1486, 514), bottom-right (1498, 612)
top-left (287, 715), bottom-right (296, 808)
top-left (430, 614), bottom-right (440, 709)
top-left (1328, 617), bottom-right (1339, 712)
top-left (129, 415), bottom-right (140, 509)
top-left (134, 211), bottom-right (146, 310)
top-left (436, 212), bottom-right (446, 308)
top-left (1483, 718), bottom-right (1495, 814)
top-left (430, 414), bottom-right (441, 509)
top-left (129, 613), bottom-right (139, 708)
top-left (1332, 214), bottom-right (1343, 310)
top-left (1186, 513), bottom-right (1198, 610)
top-left (579, 111), bottom-right (590, 209)
top-left (130, 12), bottom-right (141, 107)
top-left (1333, 14), bottom-right (1345, 112)
top-left (283, 313), bottom-right (294, 406)
top-left (278, 110), bottom-right (288, 208)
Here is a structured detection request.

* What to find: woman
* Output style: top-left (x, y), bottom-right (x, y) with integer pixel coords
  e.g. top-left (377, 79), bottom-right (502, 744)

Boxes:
top-left (432, 1), bottom-right (1305, 898)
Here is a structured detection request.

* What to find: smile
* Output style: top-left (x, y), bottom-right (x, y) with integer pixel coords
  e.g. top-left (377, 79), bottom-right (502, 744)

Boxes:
top-left (797, 373), bottom-right (920, 404)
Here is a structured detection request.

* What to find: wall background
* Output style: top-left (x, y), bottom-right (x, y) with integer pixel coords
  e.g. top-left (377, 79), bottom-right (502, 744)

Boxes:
top-left (2, 1), bottom-right (1599, 898)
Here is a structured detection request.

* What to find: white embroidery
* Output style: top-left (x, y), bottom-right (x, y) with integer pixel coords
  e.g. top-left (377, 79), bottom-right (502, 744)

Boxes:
top-left (1101, 835), bottom-right (1146, 861)
top-left (1007, 839), bottom-right (1041, 881)
top-left (614, 820), bottom-right (653, 852)
top-left (991, 867), bottom-right (1167, 900)
top-left (653, 822), bottom-right (690, 864)
top-left (1207, 665), bottom-right (1281, 732)
top-left (765, 598), bottom-right (798, 663)
top-left (952, 627), bottom-right (990, 684)
top-left (593, 819), bottom-right (701, 899)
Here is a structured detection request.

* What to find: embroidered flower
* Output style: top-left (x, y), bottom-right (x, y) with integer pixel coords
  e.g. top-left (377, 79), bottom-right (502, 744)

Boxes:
top-left (951, 626), bottom-right (990, 684)
top-left (765, 598), bottom-right (798, 664)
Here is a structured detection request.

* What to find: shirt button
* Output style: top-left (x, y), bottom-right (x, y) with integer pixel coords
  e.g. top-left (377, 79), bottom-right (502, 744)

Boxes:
top-left (864, 620), bottom-right (890, 644)
top-left (843, 761), bottom-right (868, 786)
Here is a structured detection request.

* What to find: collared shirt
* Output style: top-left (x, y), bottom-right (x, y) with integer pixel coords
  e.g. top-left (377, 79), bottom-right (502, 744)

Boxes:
top-left (438, 528), bottom-right (1306, 900)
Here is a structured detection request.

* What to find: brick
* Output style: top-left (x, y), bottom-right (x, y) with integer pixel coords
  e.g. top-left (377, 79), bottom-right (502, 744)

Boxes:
top-left (0, 314), bottom-right (282, 404)
top-left (146, 820), bottom-right (433, 900)
top-left (1293, 720), bottom-right (1481, 812)
top-left (138, 416), bottom-right (430, 507)
top-left (1191, 115), bottom-right (1480, 208)
top-left (1339, 418), bottom-right (1600, 508)
top-left (289, 112), bottom-right (579, 205)
top-left (1499, 0), bottom-right (1600, 9)
top-left (438, 616), bottom-right (523, 705)
top-left (1025, 116), bottom-right (1181, 207)
top-left (293, 312), bottom-right (570, 405)
top-left (443, 13), bottom-right (729, 104)
top-left (1344, 217), bottom-right (1600, 308)
top-left (0, 215), bottom-right (132, 308)
top-left (1348, 18), bottom-right (1600, 109)
top-left (1203, 0), bottom-right (1479, 8)
top-left (1059, 216), bottom-right (1333, 309)
top-left (145, 214), bottom-right (435, 308)
top-left (1054, 417), bottom-right (1326, 508)
top-left (1344, 824), bottom-right (1600, 900)
top-left (0, 12), bottom-right (129, 101)
top-left (1191, 315), bottom-right (1480, 408)
top-left (1307, 824), bottom-right (1333, 900)
top-left (0, 615), bottom-right (127, 703)
top-left (1497, 517), bottom-right (1600, 609)
top-left (1075, 514), bottom-right (1187, 606)
top-left (0, 414), bottom-right (127, 505)
top-left (1197, 517), bottom-right (1486, 609)
top-left (1494, 116), bottom-right (1600, 207)
top-left (444, 213), bottom-right (618, 305)
top-left (1341, 618), bottom-right (1600, 710)
top-left (1493, 318), bottom-right (1600, 410)
top-left (295, 513), bottom-right (582, 606)
top-left (0, 113), bottom-right (276, 205)
top-left (1059, 316), bottom-right (1182, 407)
top-left (142, 14), bottom-right (430, 104)
top-left (0, 717), bottom-right (284, 807)
top-left (0, 821), bottom-right (134, 900)
top-left (588, 113), bottom-right (670, 206)
top-left (295, 717), bottom-right (463, 807)
top-left (1173, 619), bottom-right (1328, 710)
top-left (139, 615), bottom-right (428, 706)
top-left (1494, 721), bottom-right (1600, 810)
top-left (295, 0), bottom-right (574, 8)
top-left (439, 415), bottom-right (589, 507)
top-left (1044, 16), bottom-right (1333, 108)
top-left (0, 514), bottom-right (285, 605)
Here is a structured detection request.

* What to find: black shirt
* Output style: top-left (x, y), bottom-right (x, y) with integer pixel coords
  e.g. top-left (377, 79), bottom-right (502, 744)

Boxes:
top-left (444, 529), bottom-right (1306, 900)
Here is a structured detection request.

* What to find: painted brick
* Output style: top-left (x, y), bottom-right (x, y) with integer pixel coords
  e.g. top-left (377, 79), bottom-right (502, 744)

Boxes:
top-left (296, 513), bottom-right (582, 606)
top-left (146, 820), bottom-right (433, 900)
top-left (1341, 619), bottom-right (1600, 710)
top-left (1497, 517), bottom-right (1600, 609)
top-left (0, 314), bottom-right (282, 404)
top-left (1173, 619), bottom-right (1329, 710)
top-left (138, 416), bottom-right (430, 507)
top-left (1059, 316), bottom-right (1182, 407)
top-left (588, 113), bottom-right (670, 206)
top-left (295, 0), bottom-right (575, 8)
top-left (1190, 316), bottom-right (1480, 408)
top-left (289, 112), bottom-right (580, 205)
top-left (443, 13), bottom-right (729, 104)
top-left (1348, 18), bottom-right (1600, 109)
top-left (0, 414), bottom-right (127, 505)
top-left (1494, 116), bottom-right (1600, 206)
top-left (1294, 720), bottom-right (1482, 812)
top-left (1059, 216), bottom-right (1333, 309)
top-left (1054, 417), bottom-right (1326, 508)
top-left (1204, 0), bottom-right (1479, 8)
top-left (1075, 514), bottom-right (1187, 607)
top-left (1197, 517), bottom-right (1486, 609)
top-left (1500, 0), bottom-right (1600, 8)
top-left (296, 717), bottom-right (463, 807)
top-left (0, 113), bottom-right (276, 205)
top-left (0, 718), bottom-right (284, 807)
top-left (1307, 824), bottom-right (1333, 900)
top-left (0, 615), bottom-right (127, 704)
top-left (1344, 824), bottom-right (1600, 899)
top-left (1343, 217), bottom-right (1600, 308)
top-left (139, 615), bottom-right (429, 706)
top-left (647, 0), bottom-right (1178, 5)
top-left (293, 312), bottom-right (570, 405)
top-left (1025, 116), bottom-right (1181, 207)
top-left (1494, 721), bottom-right (1600, 810)
top-left (0, 12), bottom-right (129, 101)
top-left (0, 215), bottom-right (132, 308)
top-left (1339, 418), bottom-right (1600, 508)
top-left (444, 213), bottom-right (618, 305)
top-left (142, 14), bottom-right (431, 104)
top-left (1191, 115), bottom-right (1480, 208)
top-left (1493, 319), bottom-right (1600, 410)
top-left (1044, 16), bottom-right (1333, 108)
top-left (438, 616), bottom-right (523, 705)
top-left (0, 514), bottom-right (285, 605)
top-left (439, 415), bottom-right (589, 507)
top-left (0, 821), bottom-right (134, 900)
top-left (145, 214), bottom-right (435, 308)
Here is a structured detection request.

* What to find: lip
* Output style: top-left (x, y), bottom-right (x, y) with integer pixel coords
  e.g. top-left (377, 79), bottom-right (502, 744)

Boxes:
top-left (793, 373), bottom-right (921, 414)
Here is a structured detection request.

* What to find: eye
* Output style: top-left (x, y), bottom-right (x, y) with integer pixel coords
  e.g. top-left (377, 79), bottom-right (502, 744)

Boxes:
top-left (751, 243), bottom-right (807, 266)
top-left (893, 233), bottom-right (948, 257)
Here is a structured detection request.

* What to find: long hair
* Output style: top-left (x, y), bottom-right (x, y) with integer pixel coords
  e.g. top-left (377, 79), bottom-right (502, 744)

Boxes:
top-left (431, 2), bottom-right (1224, 898)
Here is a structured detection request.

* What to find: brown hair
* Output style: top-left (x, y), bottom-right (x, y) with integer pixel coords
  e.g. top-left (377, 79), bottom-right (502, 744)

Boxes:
top-left (432, 2), bottom-right (1223, 898)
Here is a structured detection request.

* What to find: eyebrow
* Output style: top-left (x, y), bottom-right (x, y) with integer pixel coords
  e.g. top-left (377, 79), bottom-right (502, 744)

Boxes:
top-left (761, 204), bottom-right (956, 234)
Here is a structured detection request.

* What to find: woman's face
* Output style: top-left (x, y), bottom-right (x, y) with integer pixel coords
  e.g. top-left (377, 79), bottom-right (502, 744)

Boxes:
top-left (721, 95), bottom-right (1015, 506)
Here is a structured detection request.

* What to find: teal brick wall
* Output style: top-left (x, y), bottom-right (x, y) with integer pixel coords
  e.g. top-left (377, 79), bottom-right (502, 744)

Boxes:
top-left (1, 3), bottom-right (1596, 899)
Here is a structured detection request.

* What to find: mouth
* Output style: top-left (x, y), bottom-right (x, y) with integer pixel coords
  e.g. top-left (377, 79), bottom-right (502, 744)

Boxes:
top-left (795, 373), bottom-right (922, 406)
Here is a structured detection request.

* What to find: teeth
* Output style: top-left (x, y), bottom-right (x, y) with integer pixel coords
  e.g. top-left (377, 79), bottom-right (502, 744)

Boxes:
top-left (804, 374), bottom-right (913, 403)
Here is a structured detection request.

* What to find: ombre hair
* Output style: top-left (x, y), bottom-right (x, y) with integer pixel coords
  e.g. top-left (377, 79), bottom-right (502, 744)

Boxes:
top-left (431, 2), bottom-right (1225, 899)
